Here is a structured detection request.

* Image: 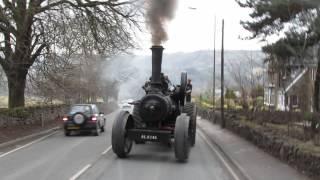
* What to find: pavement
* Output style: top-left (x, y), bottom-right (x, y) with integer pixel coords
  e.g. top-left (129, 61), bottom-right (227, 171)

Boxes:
top-left (198, 119), bottom-right (310, 180)
top-left (0, 110), bottom-right (311, 180)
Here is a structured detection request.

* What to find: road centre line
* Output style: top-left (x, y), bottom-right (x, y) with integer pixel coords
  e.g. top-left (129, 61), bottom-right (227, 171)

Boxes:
top-left (102, 146), bottom-right (112, 155)
top-left (69, 145), bottom-right (112, 180)
top-left (69, 164), bottom-right (92, 180)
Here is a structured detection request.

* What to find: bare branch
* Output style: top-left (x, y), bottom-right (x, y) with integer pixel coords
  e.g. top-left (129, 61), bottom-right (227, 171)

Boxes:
top-left (30, 44), bottom-right (47, 63)
top-left (39, 0), bottom-right (132, 13)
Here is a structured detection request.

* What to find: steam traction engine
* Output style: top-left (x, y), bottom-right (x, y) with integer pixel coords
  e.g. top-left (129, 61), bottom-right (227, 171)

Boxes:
top-left (111, 46), bottom-right (197, 161)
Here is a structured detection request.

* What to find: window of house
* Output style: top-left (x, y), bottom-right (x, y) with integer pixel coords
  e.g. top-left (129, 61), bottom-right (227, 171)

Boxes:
top-left (312, 68), bottom-right (316, 81)
top-left (290, 95), bottom-right (298, 106)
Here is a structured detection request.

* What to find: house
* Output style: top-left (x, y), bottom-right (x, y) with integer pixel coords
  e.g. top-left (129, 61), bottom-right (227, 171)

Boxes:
top-left (264, 47), bottom-right (317, 112)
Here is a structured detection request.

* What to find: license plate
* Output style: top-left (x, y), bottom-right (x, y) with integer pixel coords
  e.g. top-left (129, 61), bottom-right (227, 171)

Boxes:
top-left (68, 126), bottom-right (80, 130)
top-left (141, 134), bottom-right (158, 140)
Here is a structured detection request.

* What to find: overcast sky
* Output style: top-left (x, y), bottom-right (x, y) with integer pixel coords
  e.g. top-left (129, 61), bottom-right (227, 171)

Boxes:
top-left (135, 0), bottom-right (268, 54)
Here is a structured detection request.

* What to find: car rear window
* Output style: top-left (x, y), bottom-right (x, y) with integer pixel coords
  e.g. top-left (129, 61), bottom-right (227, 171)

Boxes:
top-left (69, 105), bottom-right (91, 114)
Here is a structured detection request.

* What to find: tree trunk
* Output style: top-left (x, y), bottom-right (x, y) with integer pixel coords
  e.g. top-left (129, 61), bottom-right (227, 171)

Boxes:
top-left (314, 48), bottom-right (320, 112)
top-left (6, 70), bottom-right (28, 108)
top-left (314, 75), bottom-right (319, 112)
top-left (311, 50), bottom-right (320, 135)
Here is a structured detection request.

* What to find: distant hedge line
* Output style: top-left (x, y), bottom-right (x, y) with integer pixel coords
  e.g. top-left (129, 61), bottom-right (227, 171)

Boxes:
top-left (0, 104), bottom-right (67, 118)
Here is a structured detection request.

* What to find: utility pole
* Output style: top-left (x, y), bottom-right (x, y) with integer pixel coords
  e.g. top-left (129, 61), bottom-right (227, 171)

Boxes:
top-left (221, 19), bottom-right (225, 128)
top-left (213, 16), bottom-right (216, 108)
top-left (79, 60), bottom-right (82, 103)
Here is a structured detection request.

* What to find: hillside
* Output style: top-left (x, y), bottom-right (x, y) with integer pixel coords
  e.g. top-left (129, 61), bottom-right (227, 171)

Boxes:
top-left (0, 50), bottom-right (265, 101)
top-left (105, 50), bottom-right (265, 100)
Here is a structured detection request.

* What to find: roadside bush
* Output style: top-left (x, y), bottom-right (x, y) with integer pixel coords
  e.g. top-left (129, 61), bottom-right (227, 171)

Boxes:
top-left (0, 104), bottom-right (66, 118)
top-left (225, 89), bottom-right (237, 99)
top-left (226, 99), bottom-right (236, 109)
top-left (0, 107), bottom-right (31, 118)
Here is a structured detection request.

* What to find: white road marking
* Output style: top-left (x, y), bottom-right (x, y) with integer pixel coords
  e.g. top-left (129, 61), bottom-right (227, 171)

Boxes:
top-left (68, 146), bottom-right (112, 180)
top-left (101, 146), bottom-right (112, 155)
top-left (69, 164), bottom-right (92, 180)
top-left (0, 131), bottom-right (58, 158)
top-left (198, 130), bottom-right (241, 180)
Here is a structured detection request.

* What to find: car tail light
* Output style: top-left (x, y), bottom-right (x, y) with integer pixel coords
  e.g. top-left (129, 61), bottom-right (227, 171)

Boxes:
top-left (63, 117), bottom-right (68, 121)
top-left (91, 116), bottom-right (97, 121)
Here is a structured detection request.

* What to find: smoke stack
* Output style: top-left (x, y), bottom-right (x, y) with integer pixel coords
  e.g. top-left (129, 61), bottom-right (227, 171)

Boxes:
top-left (150, 45), bottom-right (164, 88)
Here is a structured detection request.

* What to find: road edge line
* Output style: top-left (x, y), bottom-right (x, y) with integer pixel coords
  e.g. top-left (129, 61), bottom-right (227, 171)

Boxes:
top-left (0, 126), bottom-right (60, 149)
top-left (198, 122), bottom-right (253, 180)
top-left (0, 131), bottom-right (58, 158)
top-left (198, 130), bottom-right (242, 180)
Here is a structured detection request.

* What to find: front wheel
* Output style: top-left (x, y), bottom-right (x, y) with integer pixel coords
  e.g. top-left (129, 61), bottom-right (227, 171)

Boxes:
top-left (112, 111), bottom-right (133, 158)
top-left (93, 124), bottom-right (101, 136)
top-left (174, 114), bottom-right (190, 162)
top-left (101, 120), bottom-right (105, 132)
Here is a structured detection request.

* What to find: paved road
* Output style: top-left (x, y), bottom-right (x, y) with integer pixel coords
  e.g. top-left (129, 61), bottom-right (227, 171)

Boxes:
top-left (78, 131), bottom-right (235, 180)
top-left (0, 112), bottom-right (116, 180)
top-left (1, 110), bottom-right (308, 180)
top-left (0, 111), bottom-right (240, 180)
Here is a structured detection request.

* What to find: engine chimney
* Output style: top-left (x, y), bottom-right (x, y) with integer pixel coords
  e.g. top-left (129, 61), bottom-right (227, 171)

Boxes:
top-left (150, 45), bottom-right (164, 88)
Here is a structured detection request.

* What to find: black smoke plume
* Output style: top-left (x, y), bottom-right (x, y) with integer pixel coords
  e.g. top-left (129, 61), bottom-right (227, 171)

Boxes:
top-left (146, 0), bottom-right (178, 45)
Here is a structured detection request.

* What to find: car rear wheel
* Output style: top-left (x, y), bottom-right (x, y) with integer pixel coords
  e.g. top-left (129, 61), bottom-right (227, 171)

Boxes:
top-left (64, 130), bottom-right (71, 136)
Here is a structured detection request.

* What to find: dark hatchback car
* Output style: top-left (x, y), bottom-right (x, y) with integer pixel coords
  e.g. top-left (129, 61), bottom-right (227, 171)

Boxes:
top-left (63, 104), bottom-right (106, 136)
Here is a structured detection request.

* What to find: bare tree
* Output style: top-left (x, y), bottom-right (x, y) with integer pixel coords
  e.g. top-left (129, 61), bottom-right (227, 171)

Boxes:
top-left (228, 52), bottom-right (264, 110)
top-left (0, 0), bottom-right (141, 108)
top-left (28, 52), bottom-right (122, 105)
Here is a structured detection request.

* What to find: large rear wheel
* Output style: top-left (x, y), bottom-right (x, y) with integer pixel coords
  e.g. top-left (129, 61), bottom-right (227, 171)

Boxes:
top-left (174, 114), bottom-right (190, 162)
top-left (112, 111), bottom-right (133, 158)
top-left (179, 72), bottom-right (187, 106)
top-left (183, 102), bottom-right (197, 147)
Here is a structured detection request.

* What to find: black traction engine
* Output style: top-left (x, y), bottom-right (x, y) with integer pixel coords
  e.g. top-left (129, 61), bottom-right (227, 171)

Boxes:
top-left (111, 46), bottom-right (197, 162)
